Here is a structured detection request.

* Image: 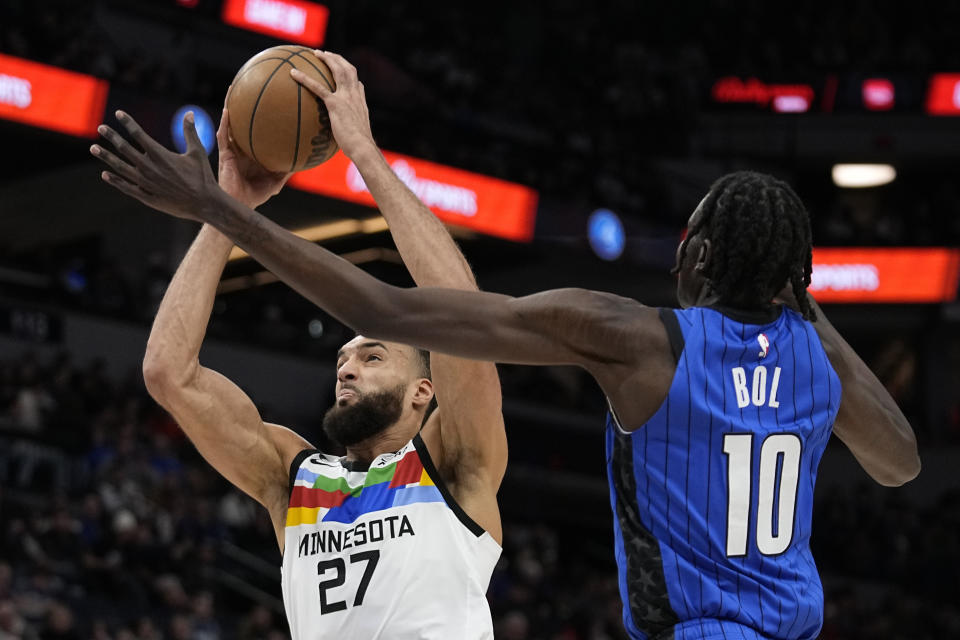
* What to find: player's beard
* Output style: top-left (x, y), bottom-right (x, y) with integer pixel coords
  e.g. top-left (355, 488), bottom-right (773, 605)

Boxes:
top-left (322, 383), bottom-right (407, 447)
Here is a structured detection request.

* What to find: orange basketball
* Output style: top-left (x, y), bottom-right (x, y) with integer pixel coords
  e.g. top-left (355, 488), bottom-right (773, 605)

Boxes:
top-left (226, 45), bottom-right (338, 173)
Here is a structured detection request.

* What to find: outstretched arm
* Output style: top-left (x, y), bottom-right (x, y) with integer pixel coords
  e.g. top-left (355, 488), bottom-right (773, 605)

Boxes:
top-left (293, 52), bottom-right (506, 524)
top-left (91, 110), bottom-right (658, 374)
top-left (806, 296), bottom-right (920, 486)
top-left (208, 197), bottom-right (652, 371)
top-left (136, 112), bottom-right (310, 548)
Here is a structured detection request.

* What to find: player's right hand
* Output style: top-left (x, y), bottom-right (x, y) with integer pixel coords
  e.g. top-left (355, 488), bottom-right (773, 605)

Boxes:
top-left (217, 105), bottom-right (291, 208)
top-left (92, 110), bottom-right (220, 223)
top-left (290, 51), bottom-right (377, 162)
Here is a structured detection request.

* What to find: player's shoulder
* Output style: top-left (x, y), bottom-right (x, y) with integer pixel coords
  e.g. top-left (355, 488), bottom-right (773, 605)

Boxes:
top-left (266, 422), bottom-right (318, 478)
top-left (558, 287), bottom-right (651, 315)
top-left (561, 288), bottom-right (664, 341)
top-left (518, 287), bottom-right (650, 318)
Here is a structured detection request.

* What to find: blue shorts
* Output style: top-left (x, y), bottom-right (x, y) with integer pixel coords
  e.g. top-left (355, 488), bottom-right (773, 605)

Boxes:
top-left (664, 618), bottom-right (775, 640)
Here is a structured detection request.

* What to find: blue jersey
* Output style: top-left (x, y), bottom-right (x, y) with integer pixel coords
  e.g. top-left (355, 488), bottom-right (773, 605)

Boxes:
top-left (605, 305), bottom-right (841, 640)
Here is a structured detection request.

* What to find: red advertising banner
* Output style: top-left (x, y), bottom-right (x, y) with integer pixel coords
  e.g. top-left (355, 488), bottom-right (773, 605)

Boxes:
top-left (810, 247), bottom-right (960, 303)
top-left (289, 151), bottom-right (539, 242)
top-left (222, 0), bottom-right (329, 46)
top-left (711, 77), bottom-right (816, 113)
top-left (925, 73), bottom-right (960, 115)
top-left (0, 54), bottom-right (108, 138)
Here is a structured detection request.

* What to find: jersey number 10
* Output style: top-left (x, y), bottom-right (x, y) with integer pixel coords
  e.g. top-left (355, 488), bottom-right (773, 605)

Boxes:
top-left (722, 433), bottom-right (801, 557)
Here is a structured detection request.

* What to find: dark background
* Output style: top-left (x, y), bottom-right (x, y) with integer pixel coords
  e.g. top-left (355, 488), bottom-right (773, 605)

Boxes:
top-left (1, 1), bottom-right (959, 638)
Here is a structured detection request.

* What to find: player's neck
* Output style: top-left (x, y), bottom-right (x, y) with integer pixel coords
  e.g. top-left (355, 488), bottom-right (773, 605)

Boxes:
top-left (694, 285), bottom-right (722, 308)
top-left (343, 416), bottom-right (420, 466)
top-left (696, 286), bottom-right (772, 313)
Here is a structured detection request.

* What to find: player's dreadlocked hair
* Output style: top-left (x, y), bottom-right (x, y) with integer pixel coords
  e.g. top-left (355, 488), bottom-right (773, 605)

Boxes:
top-left (678, 171), bottom-right (816, 320)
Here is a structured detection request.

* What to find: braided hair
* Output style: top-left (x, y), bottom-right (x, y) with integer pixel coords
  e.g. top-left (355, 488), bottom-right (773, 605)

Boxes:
top-left (677, 171), bottom-right (816, 320)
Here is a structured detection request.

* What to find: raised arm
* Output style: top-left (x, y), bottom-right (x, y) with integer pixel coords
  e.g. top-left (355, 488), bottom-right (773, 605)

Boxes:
top-left (137, 112), bottom-right (310, 547)
top-left (292, 52), bottom-right (506, 528)
top-left (806, 297), bottom-right (920, 486)
top-left (291, 53), bottom-right (477, 290)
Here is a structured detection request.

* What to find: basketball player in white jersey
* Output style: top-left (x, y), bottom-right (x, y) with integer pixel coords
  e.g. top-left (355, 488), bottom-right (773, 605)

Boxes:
top-left (135, 82), bottom-right (506, 637)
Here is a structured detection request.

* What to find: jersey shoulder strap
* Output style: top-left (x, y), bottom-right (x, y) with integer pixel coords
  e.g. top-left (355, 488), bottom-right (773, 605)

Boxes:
top-left (412, 434), bottom-right (486, 537)
top-left (288, 448), bottom-right (321, 498)
top-left (658, 307), bottom-right (685, 364)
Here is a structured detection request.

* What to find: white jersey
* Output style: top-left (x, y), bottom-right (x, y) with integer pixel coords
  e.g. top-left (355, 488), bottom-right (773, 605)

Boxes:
top-left (281, 434), bottom-right (501, 639)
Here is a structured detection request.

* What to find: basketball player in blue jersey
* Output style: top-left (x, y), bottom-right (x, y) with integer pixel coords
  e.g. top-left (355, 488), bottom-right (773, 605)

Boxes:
top-left (128, 83), bottom-right (506, 637)
top-left (93, 50), bottom-right (920, 640)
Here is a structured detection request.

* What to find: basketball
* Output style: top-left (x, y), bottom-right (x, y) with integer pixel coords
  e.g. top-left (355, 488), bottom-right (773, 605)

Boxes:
top-left (226, 45), bottom-right (339, 173)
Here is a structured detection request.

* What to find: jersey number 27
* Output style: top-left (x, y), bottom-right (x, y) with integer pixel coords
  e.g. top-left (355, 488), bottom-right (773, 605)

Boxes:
top-left (723, 433), bottom-right (801, 557)
top-left (317, 550), bottom-right (380, 614)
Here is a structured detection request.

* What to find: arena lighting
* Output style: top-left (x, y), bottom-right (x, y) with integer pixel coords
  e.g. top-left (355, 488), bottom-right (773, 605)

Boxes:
top-left (228, 216), bottom-right (389, 261)
top-left (170, 105), bottom-right (215, 154)
top-left (289, 151), bottom-right (539, 242)
top-left (771, 94), bottom-right (811, 113)
top-left (588, 209), bottom-right (625, 261)
top-left (221, 0), bottom-right (329, 46)
top-left (862, 78), bottom-right (895, 111)
top-left (810, 248), bottom-right (960, 303)
top-left (831, 164), bottom-right (896, 188)
top-left (0, 54), bottom-right (108, 137)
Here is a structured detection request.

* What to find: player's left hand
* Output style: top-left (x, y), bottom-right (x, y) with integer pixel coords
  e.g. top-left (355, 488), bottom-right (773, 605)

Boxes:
top-left (91, 110), bottom-right (219, 223)
top-left (216, 106), bottom-right (291, 208)
top-left (291, 50), bottom-right (376, 161)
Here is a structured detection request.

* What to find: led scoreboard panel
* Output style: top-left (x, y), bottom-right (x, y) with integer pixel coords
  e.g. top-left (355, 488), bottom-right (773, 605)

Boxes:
top-left (926, 74), bottom-right (960, 115)
top-left (221, 0), bottom-right (329, 46)
top-left (709, 73), bottom-right (951, 114)
top-left (290, 151), bottom-right (539, 242)
top-left (810, 248), bottom-right (960, 303)
top-left (0, 54), bottom-right (108, 137)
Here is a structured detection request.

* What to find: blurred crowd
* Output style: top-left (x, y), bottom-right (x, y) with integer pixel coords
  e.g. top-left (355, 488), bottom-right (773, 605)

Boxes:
top-left (5, 1), bottom-right (960, 327)
top-left (4, 0), bottom-right (960, 233)
top-left (0, 351), bottom-right (292, 639)
top-left (0, 348), bottom-right (626, 640)
top-left (2, 4), bottom-right (960, 634)
top-left (805, 174), bottom-right (960, 248)
top-left (815, 484), bottom-right (960, 638)
top-left (0, 348), bottom-right (957, 639)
